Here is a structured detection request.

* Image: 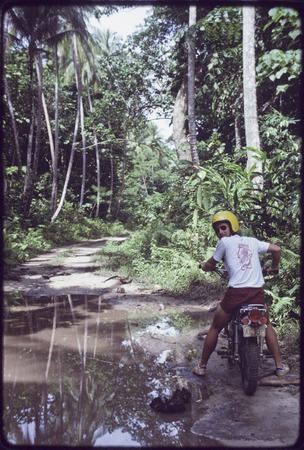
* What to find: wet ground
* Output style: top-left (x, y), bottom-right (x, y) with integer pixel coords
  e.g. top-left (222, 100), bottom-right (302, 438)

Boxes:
top-left (3, 292), bottom-right (218, 447)
top-left (2, 238), bottom-right (301, 448)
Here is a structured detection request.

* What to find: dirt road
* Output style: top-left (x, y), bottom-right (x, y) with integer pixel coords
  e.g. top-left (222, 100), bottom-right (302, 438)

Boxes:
top-left (3, 238), bottom-right (301, 447)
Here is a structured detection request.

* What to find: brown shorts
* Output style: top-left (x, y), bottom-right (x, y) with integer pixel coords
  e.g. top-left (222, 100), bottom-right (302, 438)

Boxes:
top-left (220, 287), bottom-right (265, 314)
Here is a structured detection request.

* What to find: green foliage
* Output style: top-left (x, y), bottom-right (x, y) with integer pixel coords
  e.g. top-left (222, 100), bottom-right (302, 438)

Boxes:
top-left (3, 219), bottom-right (51, 267)
top-left (132, 246), bottom-right (204, 293)
top-left (185, 121), bottom-right (300, 339)
top-left (263, 242), bottom-right (300, 341)
top-left (97, 219), bottom-right (174, 264)
top-left (265, 289), bottom-right (300, 339)
top-left (186, 160), bottom-right (261, 229)
top-left (264, 7), bottom-right (301, 47)
top-left (199, 7), bottom-right (242, 48)
top-left (4, 210), bottom-right (127, 270)
top-left (96, 223), bottom-right (210, 293)
top-left (257, 48), bottom-right (301, 94)
top-left (146, 245), bottom-right (203, 292)
top-left (3, 5), bottom-right (300, 346)
top-left (259, 110), bottom-right (300, 237)
top-left (168, 313), bottom-right (194, 331)
top-left (171, 227), bottom-right (215, 261)
top-left (188, 111), bottom-right (300, 240)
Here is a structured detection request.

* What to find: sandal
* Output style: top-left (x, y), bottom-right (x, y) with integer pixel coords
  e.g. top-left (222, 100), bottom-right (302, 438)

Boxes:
top-left (193, 365), bottom-right (207, 376)
top-left (197, 333), bottom-right (206, 340)
top-left (276, 364), bottom-right (290, 377)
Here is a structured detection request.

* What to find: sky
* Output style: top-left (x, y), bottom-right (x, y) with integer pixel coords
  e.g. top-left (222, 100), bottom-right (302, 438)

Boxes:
top-left (91, 6), bottom-right (172, 140)
top-left (93, 6), bottom-right (152, 38)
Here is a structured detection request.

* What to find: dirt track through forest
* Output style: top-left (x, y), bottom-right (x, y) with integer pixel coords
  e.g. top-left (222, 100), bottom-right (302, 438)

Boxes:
top-left (3, 238), bottom-right (301, 447)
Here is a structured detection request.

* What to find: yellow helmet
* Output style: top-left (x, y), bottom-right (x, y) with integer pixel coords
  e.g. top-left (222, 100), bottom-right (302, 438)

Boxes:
top-left (212, 211), bottom-right (239, 233)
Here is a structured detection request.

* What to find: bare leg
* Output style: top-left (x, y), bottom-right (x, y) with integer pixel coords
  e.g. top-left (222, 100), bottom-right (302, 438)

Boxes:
top-left (199, 305), bottom-right (232, 366)
top-left (265, 322), bottom-right (283, 368)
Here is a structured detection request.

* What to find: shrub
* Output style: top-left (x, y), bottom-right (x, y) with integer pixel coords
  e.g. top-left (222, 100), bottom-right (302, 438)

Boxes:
top-left (3, 220), bottom-right (51, 268)
top-left (3, 211), bottom-right (128, 271)
top-left (96, 233), bottom-right (206, 293)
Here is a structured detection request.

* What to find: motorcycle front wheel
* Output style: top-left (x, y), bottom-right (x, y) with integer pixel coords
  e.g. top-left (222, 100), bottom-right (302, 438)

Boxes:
top-left (239, 336), bottom-right (259, 395)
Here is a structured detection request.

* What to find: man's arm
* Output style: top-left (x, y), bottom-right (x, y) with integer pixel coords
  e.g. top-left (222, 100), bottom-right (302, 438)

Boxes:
top-left (266, 243), bottom-right (281, 272)
top-left (200, 256), bottom-right (218, 272)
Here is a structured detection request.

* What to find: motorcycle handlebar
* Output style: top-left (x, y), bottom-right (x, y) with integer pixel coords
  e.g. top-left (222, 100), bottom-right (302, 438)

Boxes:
top-left (262, 268), bottom-right (279, 276)
top-left (213, 267), bottom-right (228, 278)
top-left (198, 264), bottom-right (228, 278)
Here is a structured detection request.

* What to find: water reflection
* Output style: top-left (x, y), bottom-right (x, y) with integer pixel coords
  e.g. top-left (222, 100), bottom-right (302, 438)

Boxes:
top-left (3, 294), bottom-right (212, 447)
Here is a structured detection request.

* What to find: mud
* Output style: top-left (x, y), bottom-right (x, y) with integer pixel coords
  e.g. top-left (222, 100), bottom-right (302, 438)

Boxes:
top-left (3, 238), bottom-right (301, 447)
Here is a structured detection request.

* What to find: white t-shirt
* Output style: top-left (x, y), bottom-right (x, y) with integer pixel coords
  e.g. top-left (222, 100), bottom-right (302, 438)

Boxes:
top-left (213, 235), bottom-right (270, 288)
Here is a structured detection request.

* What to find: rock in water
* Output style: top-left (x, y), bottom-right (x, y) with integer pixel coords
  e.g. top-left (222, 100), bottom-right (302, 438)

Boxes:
top-left (149, 387), bottom-right (191, 413)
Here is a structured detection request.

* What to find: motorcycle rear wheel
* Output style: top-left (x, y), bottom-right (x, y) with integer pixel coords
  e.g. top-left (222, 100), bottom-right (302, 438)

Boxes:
top-left (239, 336), bottom-right (259, 395)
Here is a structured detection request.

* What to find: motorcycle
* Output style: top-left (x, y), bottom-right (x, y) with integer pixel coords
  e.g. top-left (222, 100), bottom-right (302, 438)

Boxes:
top-left (214, 267), bottom-right (275, 396)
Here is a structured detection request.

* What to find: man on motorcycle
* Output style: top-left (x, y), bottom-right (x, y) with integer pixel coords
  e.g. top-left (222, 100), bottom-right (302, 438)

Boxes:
top-left (194, 210), bottom-right (289, 377)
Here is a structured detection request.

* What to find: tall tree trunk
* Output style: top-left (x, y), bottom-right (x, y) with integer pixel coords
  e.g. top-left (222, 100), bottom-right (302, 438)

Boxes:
top-left (79, 96), bottom-right (86, 206)
top-left (51, 33), bottom-right (83, 222)
top-left (243, 6), bottom-right (263, 191)
top-left (71, 33), bottom-right (86, 207)
top-left (188, 5), bottom-right (200, 168)
top-left (94, 133), bottom-right (101, 219)
top-left (115, 138), bottom-right (126, 219)
top-left (41, 91), bottom-right (54, 166)
top-left (36, 51), bottom-right (56, 179)
top-left (22, 52), bottom-right (44, 215)
top-left (172, 78), bottom-right (191, 162)
top-left (22, 62), bottom-right (35, 215)
top-left (234, 115), bottom-right (241, 148)
top-left (3, 13), bottom-right (22, 175)
top-left (3, 77), bottom-right (22, 174)
top-left (33, 53), bottom-right (43, 176)
top-left (51, 106), bottom-right (80, 222)
top-left (87, 86), bottom-right (101, 218)
top-left (50, 44), bottom-right (59, 214)
top-left (107, 144), bottom-right (114, 218)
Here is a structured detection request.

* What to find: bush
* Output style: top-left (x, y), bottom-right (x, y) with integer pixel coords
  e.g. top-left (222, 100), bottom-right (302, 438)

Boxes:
top-left (146, 245), bottom-right (203, 292)
top-left (44, 217), bottom-right (109, 245)
top-left (3, 220), bottom-right (51, 268)
top-left (96, 227), bottom-right (207, 292)
top-left (3, 211), bottom-right (128, 271)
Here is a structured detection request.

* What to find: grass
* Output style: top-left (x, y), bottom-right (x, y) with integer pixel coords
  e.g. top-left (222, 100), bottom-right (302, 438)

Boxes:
top-left (49, 250), bottom-right (73, 266)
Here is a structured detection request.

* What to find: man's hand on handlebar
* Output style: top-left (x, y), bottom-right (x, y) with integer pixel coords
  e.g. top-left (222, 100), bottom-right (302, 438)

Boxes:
top-left (199, 257), bottom-right (217, 272)
top-left (262, 266), bottom-right (279, 276)
top-left (199, 261), bottom-right (228, 279)
top-left (199, 261), bottom-right (208, 271)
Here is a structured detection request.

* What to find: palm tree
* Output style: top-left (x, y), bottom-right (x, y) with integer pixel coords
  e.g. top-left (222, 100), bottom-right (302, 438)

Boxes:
top-left (45, 8), bottom-right (91, 215)
top-left (6, 6), bottom-right (91, 216)
top-left (87, 28), bottom-right (125, 219)
top-left (124, 122), bottom-right (167, 201)
top-left (43, 13), bottom-right (64, 214)
top-left (3, 12), bottom-right (22, 176)
top-left (7, 6), bottom-right (52, 215)
top-left (72, 32), bottom-right (87, 207)
top-left (51, 9), bottom-right (92, 222)
top-left (50, 95), bottom-right (80, 223)
top-left (79, 28), bottom-right (119, 217)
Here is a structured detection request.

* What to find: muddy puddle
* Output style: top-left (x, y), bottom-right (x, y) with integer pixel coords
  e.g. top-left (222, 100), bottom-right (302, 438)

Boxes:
top-left (3, 293), bottom-right (218, 447)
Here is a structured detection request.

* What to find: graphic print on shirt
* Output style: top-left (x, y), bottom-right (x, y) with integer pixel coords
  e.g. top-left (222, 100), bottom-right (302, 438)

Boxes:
top-left (237, 244), bottom-right (253, 270)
